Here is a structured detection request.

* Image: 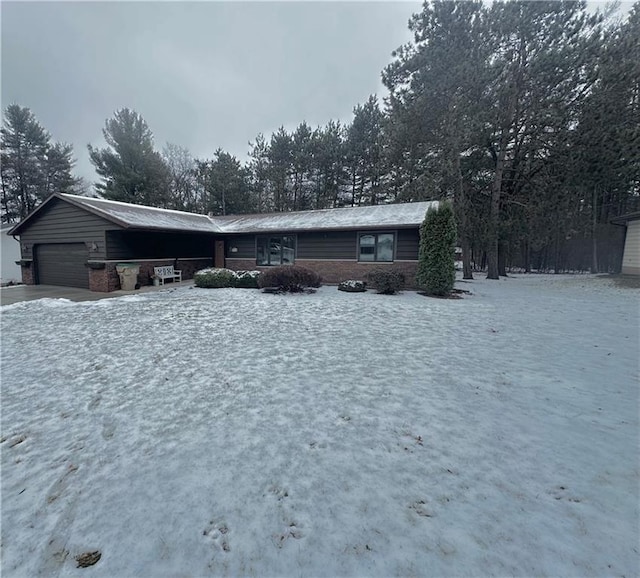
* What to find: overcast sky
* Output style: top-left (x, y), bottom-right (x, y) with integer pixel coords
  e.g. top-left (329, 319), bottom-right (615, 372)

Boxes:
top-left (2, 1), bottom-right (631, 188)
top-left (2, 1), bottom-right (422, 185)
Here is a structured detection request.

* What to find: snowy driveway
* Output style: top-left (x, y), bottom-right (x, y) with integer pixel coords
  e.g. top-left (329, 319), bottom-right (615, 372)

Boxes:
top-left (1, 276), bottom-right (638, 577)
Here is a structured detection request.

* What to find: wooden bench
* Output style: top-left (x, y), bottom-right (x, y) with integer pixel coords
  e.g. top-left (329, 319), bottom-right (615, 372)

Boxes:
top-left (154, 265), bottom-right (182, 285)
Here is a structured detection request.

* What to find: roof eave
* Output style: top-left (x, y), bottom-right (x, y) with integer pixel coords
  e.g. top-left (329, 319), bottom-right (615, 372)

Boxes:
top-left (610, 211), bottom-right (640, 225)
top-left (124, 225), bottom-right (219, 234)
top-left (219, 223), bottom-right (422, 235)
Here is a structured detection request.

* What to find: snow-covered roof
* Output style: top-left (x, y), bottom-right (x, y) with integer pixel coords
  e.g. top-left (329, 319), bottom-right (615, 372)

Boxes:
top-left (214, 201), bottom-right (437, 233)
top-left (610, 211), bottom-right (640, 224)
top-left (9, 193), bottom-right (437, 236)
top-left (59, 194), bottom-right (220, 233)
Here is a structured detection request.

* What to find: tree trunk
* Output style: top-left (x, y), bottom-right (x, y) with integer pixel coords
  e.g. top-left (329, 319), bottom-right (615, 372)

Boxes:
top-left (462, 236), bottom-right (473, 279)
top-left (455, 146), bottom-right (474, 280)
top-left (0, 175), bottom-right (8, 221)
top-left (591, 186), bottom-right (598, 273)
top-left (524, 239), bottom-right (531, 273)
top-left (498, 240), bottom-right (508, 277)
top-left (351, 170), bottom-right (356, 207)
top-left (486, 166), bottom-right (504, 279)
top-left (487, 39), bottom-right (522, 280)
top-left (487, 126), bottom-right (510, 279)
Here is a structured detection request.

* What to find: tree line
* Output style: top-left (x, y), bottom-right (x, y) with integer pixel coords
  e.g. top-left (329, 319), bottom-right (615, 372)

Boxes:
top-left (383, 0), bottom-right (639, 276)
top-left (1, 105), bottom-right (84, 222)
top-left (86, 98), bottom-right (395, 217)
top-left (2, 0), bottom-right (638, 274)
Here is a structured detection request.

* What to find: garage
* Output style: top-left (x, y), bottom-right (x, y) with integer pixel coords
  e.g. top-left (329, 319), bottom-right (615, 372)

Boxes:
top-left (36, 243), bottom-right (89, 288)
top-left (9, 193), bottom-right (218, 292)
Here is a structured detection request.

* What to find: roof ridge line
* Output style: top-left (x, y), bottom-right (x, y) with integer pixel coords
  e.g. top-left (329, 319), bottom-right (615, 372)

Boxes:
top-left (58, 193), bottom-right (212, 220)
top-left (214, 200), bottom-right (436, 221)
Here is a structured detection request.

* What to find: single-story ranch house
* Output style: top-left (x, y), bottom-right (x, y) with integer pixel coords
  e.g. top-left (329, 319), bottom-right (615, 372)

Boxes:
top-left (8, 193), bottom-right (436, 292)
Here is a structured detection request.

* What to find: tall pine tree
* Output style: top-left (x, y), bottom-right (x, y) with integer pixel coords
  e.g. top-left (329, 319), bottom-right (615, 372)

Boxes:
top-left (1, 104), bottom-right (79, 222)
top-left (88, 108), bottom-right (170, 207)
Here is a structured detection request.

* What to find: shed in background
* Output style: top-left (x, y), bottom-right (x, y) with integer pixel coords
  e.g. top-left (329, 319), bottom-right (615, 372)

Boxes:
top-left (611, 212), bottom-right (640, 276)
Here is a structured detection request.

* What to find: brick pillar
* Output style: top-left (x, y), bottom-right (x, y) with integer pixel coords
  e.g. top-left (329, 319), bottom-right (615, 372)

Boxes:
top-left (89, 265), bottom-right (120, 292)
top-left (89, 268), bottom-right (108, 292)
top-left (21, 264), bottom-right (34, 285)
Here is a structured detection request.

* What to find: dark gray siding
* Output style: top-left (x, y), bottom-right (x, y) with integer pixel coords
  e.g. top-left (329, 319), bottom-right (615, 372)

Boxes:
top-left (396, 228), bottom-right (420, 260)
top-left (225, 235), bottom-right (256, 258)
top-left (19, 198), bottom-right (116, 260)
top-left (224, 228), bottom-right (419, 262)
top-left (297, 231), bottom-right (358, 259)
top-left (106, 230), bottom-right (215, 260)
top-left (225, 231), bottom-right (359, 261)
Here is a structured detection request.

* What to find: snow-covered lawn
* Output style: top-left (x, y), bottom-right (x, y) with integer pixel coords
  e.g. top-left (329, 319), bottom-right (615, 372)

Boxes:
top-left (1, 275), bottom-right (638, 577)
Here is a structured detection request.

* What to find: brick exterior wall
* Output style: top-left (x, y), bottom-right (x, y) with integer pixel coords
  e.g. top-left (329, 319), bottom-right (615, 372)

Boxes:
top-left (21, 263), bottom-right (34, 285)
top-left (225, 258), bottom-right (419, 288)
top-left (224, 259), bottom-right (270, 274)
top-left (89, 258), bottom-right (213, 292)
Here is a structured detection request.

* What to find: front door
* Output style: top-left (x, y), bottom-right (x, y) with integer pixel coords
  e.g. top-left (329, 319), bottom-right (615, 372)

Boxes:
top-left (214, 240), bottom-right (225, 268)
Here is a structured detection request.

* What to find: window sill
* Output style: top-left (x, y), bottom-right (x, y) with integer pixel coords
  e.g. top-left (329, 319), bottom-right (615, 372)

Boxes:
top-left (255, 263), bottom-right (295, 267)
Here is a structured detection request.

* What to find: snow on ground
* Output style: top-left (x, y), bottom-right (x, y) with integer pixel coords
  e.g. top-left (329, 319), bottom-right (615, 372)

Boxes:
top-left (1, 275), bottom-right (638, 577)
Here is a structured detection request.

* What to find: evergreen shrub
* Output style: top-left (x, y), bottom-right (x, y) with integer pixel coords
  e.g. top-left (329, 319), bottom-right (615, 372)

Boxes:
top-left (194, 268), bottom-right (238, 288)
top-left (365, 269), bottom-right (406, 294)
top-left (337, 280), bottom-right (367, 293)
top-left (258, 266), bottom-right (322, 293)
top-left (416, 201), bottom-right (457, 296)
top-left (233, 270), bottom-right (261, 288)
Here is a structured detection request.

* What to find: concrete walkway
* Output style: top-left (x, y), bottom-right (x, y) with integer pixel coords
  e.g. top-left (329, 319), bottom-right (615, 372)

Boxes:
top-left (0, 281), bottom-right (193, 306)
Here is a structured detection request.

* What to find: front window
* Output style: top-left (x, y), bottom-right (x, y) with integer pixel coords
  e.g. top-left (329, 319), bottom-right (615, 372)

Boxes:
top-left (257, 235), bottom-right (295, 265)
top-left (358, 232), bottom-right (394, 262)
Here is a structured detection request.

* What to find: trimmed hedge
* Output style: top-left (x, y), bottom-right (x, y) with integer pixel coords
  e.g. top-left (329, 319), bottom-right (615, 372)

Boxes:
top-left (364, 269), bottom-right (406, 295)
top-left (194, 268), bottom-right (236, 288)
top-left (258, 266), bottom-right (322, 293)
top-left (234, 270), bottom-right (261, 289)
top-left (194, 268), bottom-right (260, 289)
